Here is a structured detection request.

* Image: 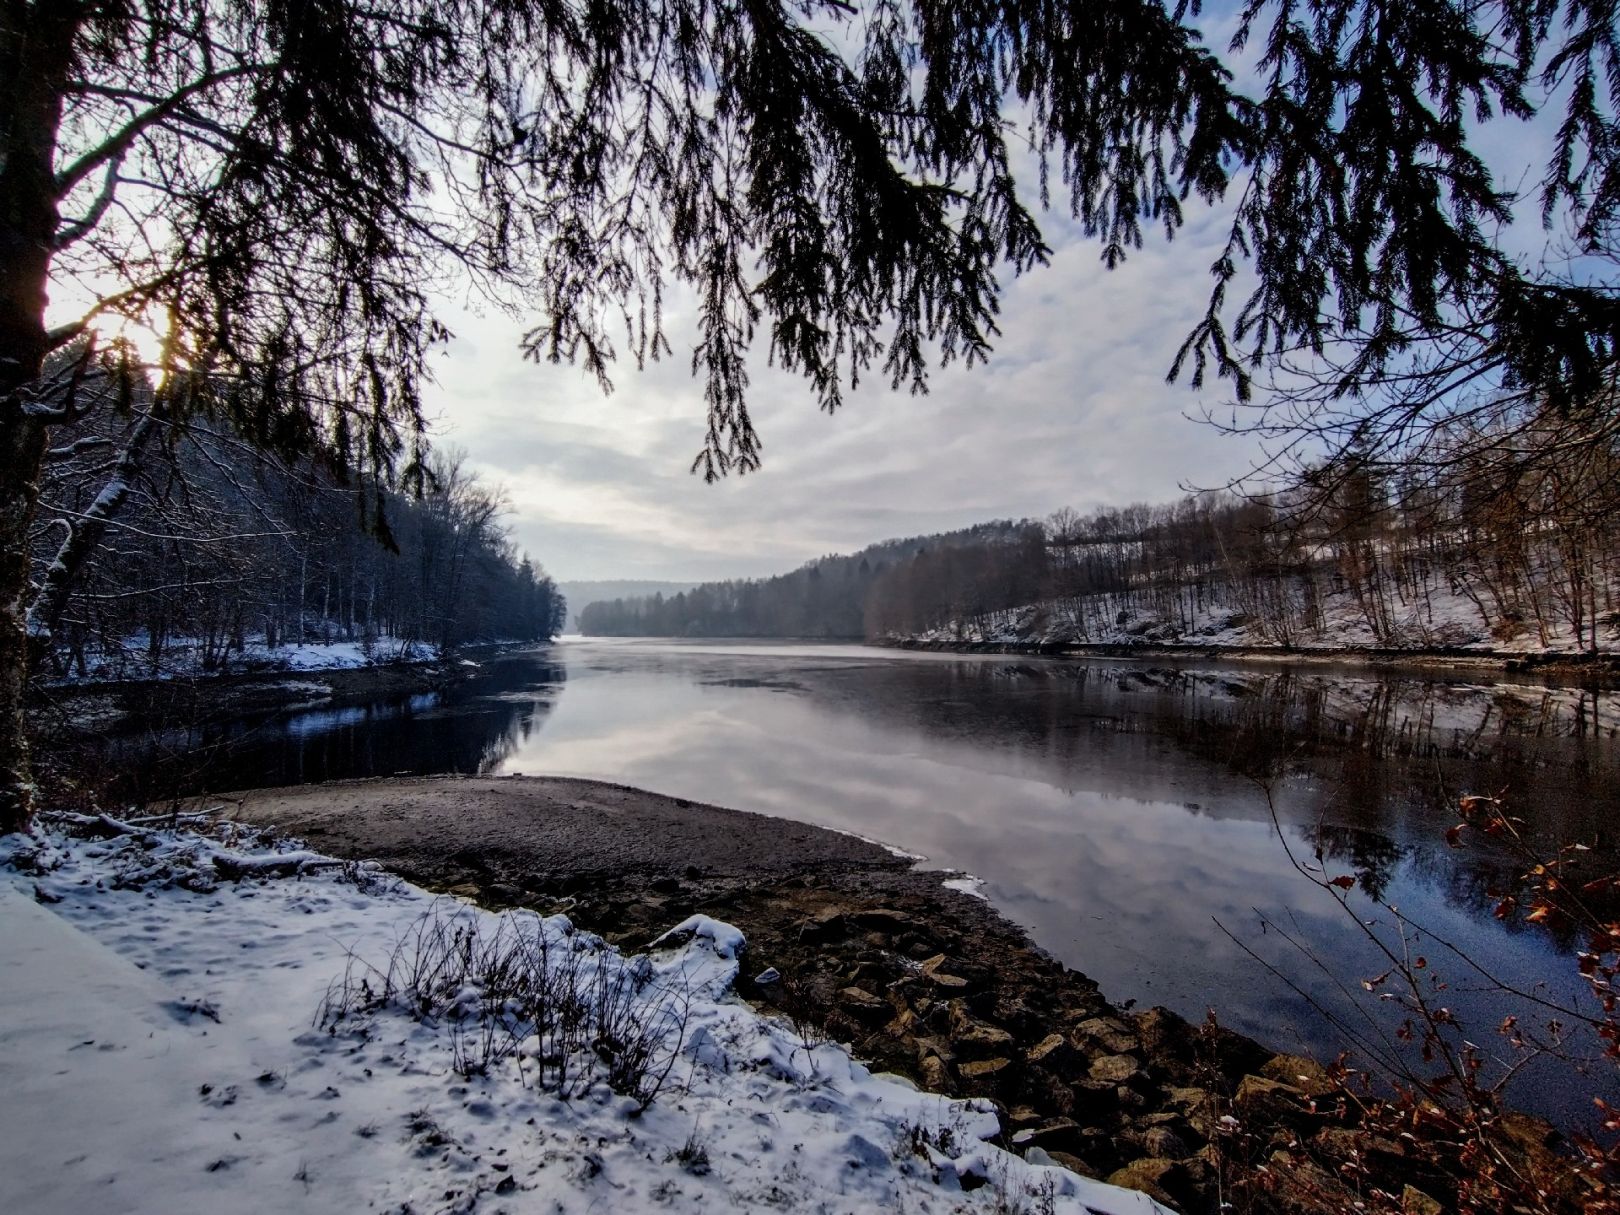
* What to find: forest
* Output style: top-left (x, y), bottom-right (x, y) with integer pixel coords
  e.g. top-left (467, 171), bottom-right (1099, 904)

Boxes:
top-left (576, 523), bottom-right (1044, 639)
top-left (32, 364), bottom-right (565, 681)
top-left (582, 433), bottom-right (1620, 654)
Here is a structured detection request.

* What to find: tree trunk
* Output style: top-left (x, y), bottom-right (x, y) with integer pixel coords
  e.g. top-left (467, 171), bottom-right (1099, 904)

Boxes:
top-left (28, 406), bottom-right (161, 642)
top-left (0, 9), bottom-right (75, 831)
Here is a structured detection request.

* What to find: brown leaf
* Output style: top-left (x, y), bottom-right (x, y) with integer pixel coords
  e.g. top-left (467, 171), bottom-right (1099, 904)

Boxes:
top-left (1329, 874), bottom-right (1356, 889)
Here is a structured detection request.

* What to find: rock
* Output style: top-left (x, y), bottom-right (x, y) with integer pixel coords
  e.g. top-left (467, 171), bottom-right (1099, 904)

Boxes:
top-left (1105, 1158), bottom-right (1181, 1208)
top-left (1068, 1077), bottom-right (1117, 1118)
top-left (958, 1057), bottom-right (1012, 1082)
top-left (918, 1054), bottom-right (952, 1093)
top-left (799, 908), bottom-right (847, 943)
top-left (918, 953), bottom-right (972, 990)
top-left (1072, 1015), bottom-right (1139, 1056)
top-left (1260, 1052), bottom-right (1334, 1097)
top-left (1010, 1119), bottom-right (1083, 1155)
top-left (1114, 1085), bottom-right (1148, 1112)
top-left (1234, 1074), bottom-right (1316, 1125)
top-left (1312, 1126), bottom-right (1405, 1164)
top-left (838, 986), bottom-right (890, 1025)
top-left (1003, 1105), bottom-right (1043, 1130)
top-left (1401, 1185), bottom-right (1443, 1215)
top-left (1088, 1053), bottom-right (1145, 1085)
top-left (1044, 1150), bottom-right (1100, 1180)
top-left (1026, 1032), bottom-right (1077, 1071)
top-left (649, 876), bottom-right (681, 895)
top-left (848, 908), bottom-right (916, 934)
top-left (947, 1001), bottom-right (1014, 1055)
top-left (1142, 1126), bottom-right (1192, 1160)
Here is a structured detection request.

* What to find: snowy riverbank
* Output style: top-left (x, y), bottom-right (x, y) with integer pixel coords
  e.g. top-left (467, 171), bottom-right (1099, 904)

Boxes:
top-left (0, 815), bottom-right (1166, 1215)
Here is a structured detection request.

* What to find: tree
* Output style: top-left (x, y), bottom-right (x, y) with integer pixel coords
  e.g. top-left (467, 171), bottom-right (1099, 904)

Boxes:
top-left (5, 0), bottom-right (1620, 831)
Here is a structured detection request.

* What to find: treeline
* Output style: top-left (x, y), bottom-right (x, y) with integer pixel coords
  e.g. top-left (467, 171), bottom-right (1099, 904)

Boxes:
top-left (577, 523), bottom-right (1037, 638)
top-left (581, 435), bottom-right (1620, 653)
top-left (34, 393), bottom-right (564, 678)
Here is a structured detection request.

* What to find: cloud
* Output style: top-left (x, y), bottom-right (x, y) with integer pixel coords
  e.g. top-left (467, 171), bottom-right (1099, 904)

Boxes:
top-left (422, 196), bottom-right (1269, 581)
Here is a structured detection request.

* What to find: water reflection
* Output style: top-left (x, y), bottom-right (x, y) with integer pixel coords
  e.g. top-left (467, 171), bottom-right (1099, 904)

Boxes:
top-left (96, 637), bottom-right (1618, 1127)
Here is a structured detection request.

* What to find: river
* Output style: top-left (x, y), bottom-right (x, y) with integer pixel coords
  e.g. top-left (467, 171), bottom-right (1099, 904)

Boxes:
top-left (92, 636), bottom-right (1620, 1129)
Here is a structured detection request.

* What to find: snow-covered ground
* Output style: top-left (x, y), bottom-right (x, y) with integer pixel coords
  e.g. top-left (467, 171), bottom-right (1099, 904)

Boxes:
top-left (0, 818), bottom-right (1166, 1215)
top-left (911, 569), bottom-right (1619, 655)
top-left (48, 634), bottom-right (436, 683)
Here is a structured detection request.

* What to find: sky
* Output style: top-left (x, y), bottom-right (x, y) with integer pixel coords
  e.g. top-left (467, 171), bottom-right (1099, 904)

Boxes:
top-left (423, 198), bottom-right (1270, 583)
top-left (420, 1), bottom-right (1569, 587)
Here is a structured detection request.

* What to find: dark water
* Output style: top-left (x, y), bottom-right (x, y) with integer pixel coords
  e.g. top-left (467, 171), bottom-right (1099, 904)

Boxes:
top-left (95, 638), bottom-right (1620, 1129)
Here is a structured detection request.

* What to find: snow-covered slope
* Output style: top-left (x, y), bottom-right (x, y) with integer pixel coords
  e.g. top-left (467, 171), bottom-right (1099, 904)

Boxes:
top-left (0, 820), bottom-right (1167, 1215)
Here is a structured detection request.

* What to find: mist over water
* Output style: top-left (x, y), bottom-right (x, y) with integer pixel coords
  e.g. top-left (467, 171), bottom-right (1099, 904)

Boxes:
top-left (103, 637), bottom-right (1620, 1130)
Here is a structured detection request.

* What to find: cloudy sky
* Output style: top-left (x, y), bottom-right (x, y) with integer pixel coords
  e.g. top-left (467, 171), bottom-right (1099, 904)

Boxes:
top-left (422, 198), bottom-right (1272, 583)
top-left (416, 5), bottom-right (1566, 586)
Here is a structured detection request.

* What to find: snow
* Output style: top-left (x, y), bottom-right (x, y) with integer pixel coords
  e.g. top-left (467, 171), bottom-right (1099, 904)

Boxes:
top-left (908, 564), bottom-right (1619, 655)
top-left (1, 821), bottom-right (1169, 1215)
top-left (47, 633), bottom-right (434, 684)
top-left (941, 874), bottom-right (989, 901)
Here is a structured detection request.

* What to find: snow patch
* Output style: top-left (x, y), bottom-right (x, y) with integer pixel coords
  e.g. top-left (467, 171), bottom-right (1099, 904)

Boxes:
top-left (1, 820), bottom-right (1169, 1215)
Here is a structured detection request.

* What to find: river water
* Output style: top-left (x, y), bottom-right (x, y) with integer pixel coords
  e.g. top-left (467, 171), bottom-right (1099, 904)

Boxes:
top-left (99, 637), bottom-right (1620, 1128)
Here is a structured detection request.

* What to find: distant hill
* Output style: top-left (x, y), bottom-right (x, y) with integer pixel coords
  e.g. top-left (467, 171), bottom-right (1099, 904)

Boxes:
top-left (556, 580), bottom-right (697, 632)
top-left (575, 521), bottom-right (1041, 638)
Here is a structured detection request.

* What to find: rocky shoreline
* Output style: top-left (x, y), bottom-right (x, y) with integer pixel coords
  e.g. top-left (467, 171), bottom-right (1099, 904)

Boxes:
top-left (885, 636), bottom-right (1620, 685)
top-left (210, 775), bottom-right (1580, 1214)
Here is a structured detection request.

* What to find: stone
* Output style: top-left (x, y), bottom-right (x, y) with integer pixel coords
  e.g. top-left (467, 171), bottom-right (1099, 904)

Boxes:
top-left (1312, 1126), bottom-right (1405, 1164)
top-left (1003, 1105), bottom-right (1043, 1130)
top-left (958, 1057), bottom-right (1012, 1082)
top-left (1141, 1126), bottom-right (1192, 1160)
top-left (918, 953), bottom-right (972, 990)
top-left (1260, 1052), bottom-right (1334, 1097)
top-left (1072, 1015), bottom-right (1139, 1056)
top-left (799, 908), bottom-right (847, 943)
top-left (1105, 1158), bottom-right (1181, 1208)
top-left (1009, 1119), bottom-right (1083, 1155)
top-left (947, 1001), bottom-right (1014, 1055)
top-left (1114, 1085), bottom-right (1148, 1112)
top-left (1088, 1053), bottom-right (1145, 1085)
top-left (848, 908), bottom-right (916, 934)
top-left (1402, 1185), bottom-right (1443, 1215)
top-left (1026, 1032), bottom-right (1077, 1071)
top-left (918, 1054), bottom-right (952, 1093)
top-left (1044, 1151), bottom-right (1100, 1180)
top-left (838, 986), bottom-right (890, 1025)
top-left (1234, 1074), bottom-right (1315, 1125)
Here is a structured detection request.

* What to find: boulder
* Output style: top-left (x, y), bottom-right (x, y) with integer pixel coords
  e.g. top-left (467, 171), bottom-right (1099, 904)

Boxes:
top-left (1260, 1052), bottom-right (1334, 1098)
top-left (1089, 1053), bottom-right (1146, 1086)
top-left (958, 1057), bottom-right (1013, 1082)
top-left (1009, 1119), bottom-right (1084, 1155)
top-left (849, 908), bottom-right (917, 934)
top-left (1141, 1126), bottom-right (1192, 1161)
top-left (1026, 1032), bottom-right (1078, 1072)
top-left (918, 1054), bottom-right (953, 1094)
top-left (1072, 1015), bottom-right (1140, 1057)
top-left (947, 1001), bottom-right (1015, 1055)
top-left (1105, 1158), bottom-right (1181, 1208)
top-left (837, 986), bottom-right (890, 1025)
top-left (1234, 1074), bottom-right (1317, 1125)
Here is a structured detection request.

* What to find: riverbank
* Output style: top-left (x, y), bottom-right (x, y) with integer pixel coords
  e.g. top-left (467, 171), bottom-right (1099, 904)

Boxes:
top-left (885, 635), bottom-right (1620, 684)
top-left (31, 641), bottom-right (540, 741)
top-left (206, 775), bottom-right (1583, 1213)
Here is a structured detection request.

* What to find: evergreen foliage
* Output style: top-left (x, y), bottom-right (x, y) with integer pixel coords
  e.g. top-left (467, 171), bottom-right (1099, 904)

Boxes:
top-left (3, 0), bottom-right (1618, 827)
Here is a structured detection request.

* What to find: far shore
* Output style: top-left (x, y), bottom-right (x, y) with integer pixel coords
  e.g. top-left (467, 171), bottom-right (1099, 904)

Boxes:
top-left (882, 634), bottom-right (1620, 683)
